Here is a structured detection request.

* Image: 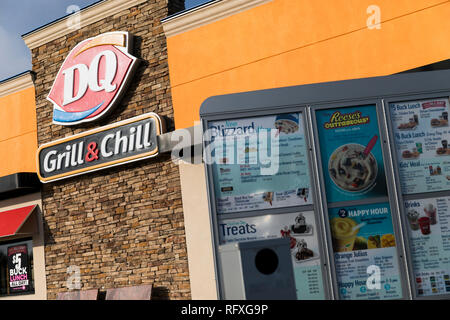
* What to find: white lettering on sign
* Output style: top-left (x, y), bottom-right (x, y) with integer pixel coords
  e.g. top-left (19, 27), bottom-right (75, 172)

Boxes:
top-left (101, 134), bottom-right (115, 157)
top-left (366, 265), bottom-right (381, 290)
top-left (62, 50), bottom-right (118, 106)
top-left (37, 113), bottom-right (162, 183)
top-left (41, 121), bottom-right (154, 174)
top-left (44, 150), bottom-right (57, 173)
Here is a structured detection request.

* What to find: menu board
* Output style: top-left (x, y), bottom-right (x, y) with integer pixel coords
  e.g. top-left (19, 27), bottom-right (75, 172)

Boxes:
top-left (316, 105), bottom-right (387, 203)
top-left (7, 245), bottom-right (30, 293)
top-left (219, 212), bottom-right (325, 300)
top-left (208, 113), bottom-right (312, 214)
top-left (389, 97), bottom-right (450, 195)
top-left (329, 203), bottom-right (403, 300)
top-left (404, 197), bottom-right (450, 297)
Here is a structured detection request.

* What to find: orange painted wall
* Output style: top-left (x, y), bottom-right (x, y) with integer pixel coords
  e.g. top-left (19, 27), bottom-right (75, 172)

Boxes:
top-left (0, 86), bottom-right (37, 176)
top-left (166, 0), bottom-right (450, 129)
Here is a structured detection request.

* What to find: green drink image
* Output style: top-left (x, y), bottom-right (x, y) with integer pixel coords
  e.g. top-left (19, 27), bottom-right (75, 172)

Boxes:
top-left (416, 142), bottom-right (423, 154)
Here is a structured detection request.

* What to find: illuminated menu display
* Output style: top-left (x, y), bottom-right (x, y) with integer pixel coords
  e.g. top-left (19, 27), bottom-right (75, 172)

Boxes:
top-left (404, 197), bottom-right (450, 297)
top-left (328, 203), bottom-right (403, 300)
top-left (208, 113), bottom-right (312, 214)
top-left (389, 97), bottom-right (450, 195)
top-left (219, 211), bottom-right (325, 300)
top-left (315, 105), bottom-right (388, 203)
top-left (316, 105), bottom-right (403, 300)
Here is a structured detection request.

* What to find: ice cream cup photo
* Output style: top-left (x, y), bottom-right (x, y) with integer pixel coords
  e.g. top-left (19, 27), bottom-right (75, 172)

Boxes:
top-left (274, 114), bottom-right (299, 135)
top-left (418, 217), bottom-right (431, 235)
top-left (262, 192), bottom-right (274, 206)
top-left (424, 204), bottom-right (437, 225)
top-left (407, 209), bottom-right (420, 231)
top-left (328, 143), bottom-right (378, 193)
top-left (330, 217), bottom-right (359, 252)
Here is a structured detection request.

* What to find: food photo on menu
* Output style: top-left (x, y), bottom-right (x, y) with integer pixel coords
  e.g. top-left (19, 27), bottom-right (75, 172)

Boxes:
top-left (406, 203), bottom-right (437, 235)
top-left (328, 140), bottom-right (378, 193)
top-left (274, 114), bottom-right (300, 135)
top-left (329, 207), bottom-right (396, 253)
top-left (280, 213), bottom-right (317, 263)
top-left (316, 105), bottom-right (388, 203)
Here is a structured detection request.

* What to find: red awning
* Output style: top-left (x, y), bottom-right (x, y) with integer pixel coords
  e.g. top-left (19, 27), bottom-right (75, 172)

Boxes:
top-left (0, 204), bottom-right (37, 238)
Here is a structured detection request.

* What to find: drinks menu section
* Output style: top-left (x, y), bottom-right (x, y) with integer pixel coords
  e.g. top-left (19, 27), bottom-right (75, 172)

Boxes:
top-left (404, 197), bottom-right (450, 297)
top-left (329, 203), bottom-right (403, 300)
top-left (389, 97), bottom-right (450, 195)
top-left (208, 113), bottom-right (312, 214)
top-left (315, 105), bottom-right (388, 203)
top-left (219, 211), bottom-right (325, 300)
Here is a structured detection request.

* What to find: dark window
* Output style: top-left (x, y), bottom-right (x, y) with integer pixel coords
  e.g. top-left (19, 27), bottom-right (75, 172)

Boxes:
top-left (0, 238), bottom-right (34, 297)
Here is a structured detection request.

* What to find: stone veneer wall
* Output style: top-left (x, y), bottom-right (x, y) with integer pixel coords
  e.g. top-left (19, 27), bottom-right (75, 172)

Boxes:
top-left (31, 0), bottom-right (190, 299)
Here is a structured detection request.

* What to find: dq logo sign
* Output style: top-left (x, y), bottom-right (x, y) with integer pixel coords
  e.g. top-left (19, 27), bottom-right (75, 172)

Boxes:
top-left (47, 31), bottom-right (138, 125)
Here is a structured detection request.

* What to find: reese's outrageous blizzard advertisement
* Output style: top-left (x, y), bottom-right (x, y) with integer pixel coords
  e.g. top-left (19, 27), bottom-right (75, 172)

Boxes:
top-left (316, 105), bottom-right (387, 203)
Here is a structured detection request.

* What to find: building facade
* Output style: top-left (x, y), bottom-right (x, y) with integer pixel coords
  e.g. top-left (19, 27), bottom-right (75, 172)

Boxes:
top-left (21, 0), bottom-right (189, 300)
top-left (161, 0), bottom-right (450, 300)
top-left (0, 0), bottom-right (449, 300)
top-left (0, 72), bottom-right (45, 299)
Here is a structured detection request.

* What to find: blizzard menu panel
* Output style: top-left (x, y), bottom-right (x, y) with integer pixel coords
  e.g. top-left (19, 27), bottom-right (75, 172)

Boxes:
top-left (208, 113), bottom-right (312, 214)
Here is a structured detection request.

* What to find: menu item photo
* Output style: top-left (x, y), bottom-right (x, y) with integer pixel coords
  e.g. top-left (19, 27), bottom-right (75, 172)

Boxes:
top-left (292, 239), bottom-right (315, 263)
top-left (436, 140), bottom-right (450, 156)
top-left (430, 111), bottom-right (448, 127)
top-left (328, 143), bottom-right (378, 192)
top-left (405, 202), bottom-right (437, 235)
top-left (397, 114), bottom-right (419, 130)
top-left (330, 217), bottom-right (359, 252)
top-left (274, 114), bottom-right (300, 134)
top-left (402, 149), bottom-right (420, 159)
top-left (290, 213), bottom-right (313, 235)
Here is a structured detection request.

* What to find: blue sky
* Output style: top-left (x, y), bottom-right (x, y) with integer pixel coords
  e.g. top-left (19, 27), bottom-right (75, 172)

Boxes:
top-left (0, 0), bottom-right (209, 81)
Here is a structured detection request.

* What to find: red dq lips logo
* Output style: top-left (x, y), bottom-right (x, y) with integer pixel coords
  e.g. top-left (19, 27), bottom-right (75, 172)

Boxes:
top-left (47, 31), bottom-right (138, 125)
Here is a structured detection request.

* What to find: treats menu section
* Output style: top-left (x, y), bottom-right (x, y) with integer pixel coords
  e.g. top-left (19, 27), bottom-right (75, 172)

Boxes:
top-left (218, 212), bottom-right (325, 300)
top-left (389, 97), bottom-right (450, 195)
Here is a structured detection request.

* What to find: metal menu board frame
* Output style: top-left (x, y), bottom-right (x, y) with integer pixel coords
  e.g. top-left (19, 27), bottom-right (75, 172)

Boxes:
top-left (309, 99), bottom-right (410, 300)
top-left (200, 68), bottom-right (450, 300)
top-left (383, 91), bottom-right (450, 300)
top-left (201, 106), bottom-right (334, 300)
